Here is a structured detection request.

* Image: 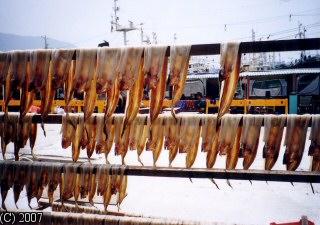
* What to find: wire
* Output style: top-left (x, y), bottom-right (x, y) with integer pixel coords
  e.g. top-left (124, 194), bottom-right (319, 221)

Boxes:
top-left (232, 21), bottom-right (320, 41)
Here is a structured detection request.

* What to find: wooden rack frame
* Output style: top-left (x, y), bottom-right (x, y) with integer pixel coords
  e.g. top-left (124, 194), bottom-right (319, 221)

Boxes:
top-left (1, 161), bottom-right (319, 183)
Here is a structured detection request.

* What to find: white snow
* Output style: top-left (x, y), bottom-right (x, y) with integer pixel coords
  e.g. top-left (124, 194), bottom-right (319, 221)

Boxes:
top-left (1, 124), bottom-right (319, 225)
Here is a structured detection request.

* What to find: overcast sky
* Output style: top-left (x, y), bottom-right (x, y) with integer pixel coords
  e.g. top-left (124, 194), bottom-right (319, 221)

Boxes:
top-left (0, 0), bottom-right (319, 48)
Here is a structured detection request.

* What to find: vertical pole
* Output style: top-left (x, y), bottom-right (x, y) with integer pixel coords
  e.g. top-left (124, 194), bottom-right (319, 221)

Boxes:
top-left (246, 76), bottom-right (250, 113)
top-left (123, 31), bottom-right (127, 45)
top-left (289, 74), bottom-right (298, 114)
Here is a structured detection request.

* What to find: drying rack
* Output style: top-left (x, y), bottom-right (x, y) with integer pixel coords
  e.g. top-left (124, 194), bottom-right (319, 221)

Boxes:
top-left (1, 38), bottom-right (320, 225)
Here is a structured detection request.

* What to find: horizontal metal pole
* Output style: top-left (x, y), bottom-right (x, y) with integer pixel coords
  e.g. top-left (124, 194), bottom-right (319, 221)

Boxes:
top-left (187, 38), bottom-right (320, 56)
top-left (0, 113), bottom-right (314, 127)
top-left (1, 38), bottom-right (319, 58)
top-left (1, 161), bottom-right (319, 183)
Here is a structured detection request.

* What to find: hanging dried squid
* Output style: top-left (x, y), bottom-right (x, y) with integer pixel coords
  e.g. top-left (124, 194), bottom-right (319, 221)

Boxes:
top-left (61, 113), bottom-right (77, 149)
top-left (218, 42), bottom-right (241, 119)
top-left (240, 115), bottom-right (263, 169)
top-left (35, 166), bottom-right (49, 201)
top-left (169, 45), bottom-right (191, 119)
top-left (4, 51), bottom-right (28, 114)
top-left (29, 49), bottom-right (52, 134)
top-left (147, 115), bottom-right (165, 166)
top-left (71, 114), bottom-right (84, 162)
top-left (95, 114), bottom-right (107, 154)
top-left (51, 49), bottom-right (74, 90)
top-left (96, 47), bottom-right (121, 93)
top-left (185, 115), bottom-right (201, 168)
top-left (121, 59), bottom-right (144, 136)
top-left (20, 59), bottom-right (35, 119)
top-left (88, 166), bottom-right (97, 206)
top-left (13, 163), bottom-right (29, 205)
top-left (64, 60), bottom-right (76, 114)
top-left (0, 52), bottom-right (10, 86)
top-left (82, 115), bottom-right (97, 159)
top-left (217, 114), bottom-right (242, 169)
top-left (263, 115), bottom-right (286, 170)
top-left (309, 115), bottom-right (320, 171)
top-left (206, 125), bottom-right (221, 168)
top-left (26, 163), bottom-right (40, 207)
top-left (201, 114), bottom-right (217, 152)
top-left (283, 115), bottom-right (310, 171)
top-left (114, 115), bottom-right (130, 164)
top-left (164, 116), bottom-right (181, 166)
top-left (1, 113), bottom-right (19, 159)
top-left (136, 117), bottom-right (150, 165)
top-left (61, 164), bottom-right (77, 204)
top-left (104, 116), bottom-right (115, 163)
top-left (47, 165), bottom-right (61, 205)
top-left (96, 48), bottom-right (122, 119)
top-left (142, 46), bottom-right (168, 124)
top-left (1, 163), bottom-right (15, 209)
top-left (15, 113), bottom-right (36, 160)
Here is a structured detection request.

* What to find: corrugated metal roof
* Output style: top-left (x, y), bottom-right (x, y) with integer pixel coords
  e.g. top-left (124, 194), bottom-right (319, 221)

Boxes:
top-left (187, 68), bottom-right (320, 79)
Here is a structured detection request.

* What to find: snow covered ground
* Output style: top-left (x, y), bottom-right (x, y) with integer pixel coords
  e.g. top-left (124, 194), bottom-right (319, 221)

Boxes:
top-left (1, 124), bottom-right (319, 225)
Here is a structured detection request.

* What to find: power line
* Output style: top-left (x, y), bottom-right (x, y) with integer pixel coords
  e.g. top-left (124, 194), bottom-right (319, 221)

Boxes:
top-left (232, 21), bottom-right (320, 41)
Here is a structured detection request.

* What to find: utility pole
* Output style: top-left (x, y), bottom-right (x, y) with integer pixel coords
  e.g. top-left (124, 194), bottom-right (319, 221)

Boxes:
top-left (297, 21), bottom-right (306, 60)
top-left (251, 29), bottom-right (256, 66)
top-left (41, 35), bottom-right (48, 49)
top-left (173, 33), bottom-right (177, 43)
top-left (139, 24), bottom-right (151, 45)
top-left (110, 0), bottom-right (137, 45)
top-left (152, 32), bottom-right (158, 44)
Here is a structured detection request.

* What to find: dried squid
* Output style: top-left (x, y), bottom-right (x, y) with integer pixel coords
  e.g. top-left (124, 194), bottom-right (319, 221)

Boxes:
top-left (201, 114), bottom-right (217, 152)
top-left (71, 114), bottom-right (84, 162)
top-left (147, 115), bottom-right (165, 166)
top-left (0, 52), bottom-right (10, 85)
top-left (217, 114), bottom-right (242, 169)
top-left (263, 115), bottom-right (286, 170)
top-left (164, 116), bottom-right (181, 166)
top-left (184, 115), bottom-right (201, 168)
top-left (1, 163), bottom-right (15, 209)
top-left (114, 115), bottom-right (130, 164)
top-left (169, 45), bottom-right (191, 119)
top-left (96, 47), bottom-right (121, 94)
top-left (309, 115), bottom-right (320, 171)
top-left (121, 60), bottom-right (144, 136)
top-left (13, 164), bottom-right (29, 205)
top-left (47, 165), bottom-right (61, 205)
top-left (136, 117), bottom-right (150, 165)
top-left (240, 115), bottom-right (263, 169)
top-left (61, 113), bottom-right (77, 149)
top-left (4, 51), bottom-right (28, 114)
top-left (218, 43), bottom-right (241, 119)
top-left (283, 115), bottom-right (310, 171)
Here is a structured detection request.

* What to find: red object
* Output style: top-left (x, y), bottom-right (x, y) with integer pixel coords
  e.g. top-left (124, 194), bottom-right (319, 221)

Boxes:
top-left (270, 216), bottom-right (315, 225)
top-left (29, 105), bottom-right (41, 113)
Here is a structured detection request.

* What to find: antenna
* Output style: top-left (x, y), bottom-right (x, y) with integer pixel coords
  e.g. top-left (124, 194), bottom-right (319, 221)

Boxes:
top-left (41, 35), bottom-right (48, 49)
top-left (140, 24), bottom-right (151, 45)
top-left (110, 0), bottom-right (137, 45)
top-left (152, 32), bottom-right (158, 44)
top-left (251, 29), bottom-right (256, 66)
top-left (297, 21), bottom-right (306, 59)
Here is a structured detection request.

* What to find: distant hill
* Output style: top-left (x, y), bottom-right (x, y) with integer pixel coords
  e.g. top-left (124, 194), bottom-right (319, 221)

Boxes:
top-left (0, 32), bottom-right (76, 51)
